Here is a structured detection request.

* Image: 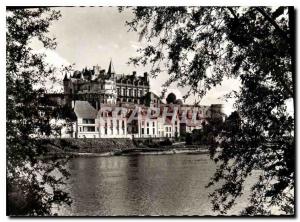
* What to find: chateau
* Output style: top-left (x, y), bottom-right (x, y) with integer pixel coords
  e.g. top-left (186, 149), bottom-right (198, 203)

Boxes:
top-left (63, 60), bottom-right (150, 109)
top-left (54, 61), bottom-right (224, 139)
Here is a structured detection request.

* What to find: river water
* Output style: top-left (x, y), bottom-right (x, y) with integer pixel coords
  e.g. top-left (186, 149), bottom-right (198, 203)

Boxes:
top-left (56, 153), bottom-right (257, 216)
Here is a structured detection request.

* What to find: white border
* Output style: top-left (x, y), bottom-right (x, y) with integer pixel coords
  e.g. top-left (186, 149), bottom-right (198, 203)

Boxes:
top-left (1, 1), bottom-right (299, 221)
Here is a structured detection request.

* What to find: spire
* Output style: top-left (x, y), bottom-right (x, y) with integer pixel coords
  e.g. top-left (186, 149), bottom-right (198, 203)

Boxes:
top-left (63, 73), bottom-right (68, 81)
top-left (107, 59), bottom-right (115, 75)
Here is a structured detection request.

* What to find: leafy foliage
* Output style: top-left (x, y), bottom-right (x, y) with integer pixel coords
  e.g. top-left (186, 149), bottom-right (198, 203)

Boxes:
top-left (124, 6), bottom-right (294, 215)
top-left (6, 8), bottom-right (71, 216)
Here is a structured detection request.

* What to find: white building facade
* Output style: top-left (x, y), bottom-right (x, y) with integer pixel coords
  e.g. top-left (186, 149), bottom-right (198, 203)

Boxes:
top-left (71, 100), bottom-right (222, 139)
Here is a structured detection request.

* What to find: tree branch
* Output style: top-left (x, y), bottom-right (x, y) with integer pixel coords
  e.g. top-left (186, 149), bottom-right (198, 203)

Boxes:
top-left (255, 7), bottom-right (289, 42)
top-left (227, 7), bottom-right (238, 20)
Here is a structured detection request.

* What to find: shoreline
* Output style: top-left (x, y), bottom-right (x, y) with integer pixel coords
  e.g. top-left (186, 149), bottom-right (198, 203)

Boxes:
top-left (65, 147), bottom-right (210, 157)
top-left (43, 138), bottom-right (211, 158)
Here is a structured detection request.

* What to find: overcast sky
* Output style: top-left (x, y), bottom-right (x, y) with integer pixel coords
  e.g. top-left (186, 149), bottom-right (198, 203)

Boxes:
top-left (31, 7), bottom-right (241, 115)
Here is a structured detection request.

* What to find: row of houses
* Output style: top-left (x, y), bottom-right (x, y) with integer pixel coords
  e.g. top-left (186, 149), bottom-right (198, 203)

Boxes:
top-left (71, 101), bottom-right (181, 139)
top-left (62, 100), bottom-right (223, 139)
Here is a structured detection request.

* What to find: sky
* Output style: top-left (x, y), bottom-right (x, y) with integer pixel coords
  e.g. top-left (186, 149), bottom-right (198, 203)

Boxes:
top-left (31, 7), bottom-right (241, 115)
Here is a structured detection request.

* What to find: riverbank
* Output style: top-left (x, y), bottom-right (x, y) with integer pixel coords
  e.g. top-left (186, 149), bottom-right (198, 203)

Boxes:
top-left (43, 138), bottom-right (210, 157)
top-left (68, 147), bottom-right (210, 157)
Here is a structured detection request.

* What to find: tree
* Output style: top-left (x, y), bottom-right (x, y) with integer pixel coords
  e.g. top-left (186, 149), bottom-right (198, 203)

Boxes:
top-left (175, 99), bottom-right (183, 105)
top-left (166, 92), bottom-right (176, 104)
top-left (124, 7), bottom-right (294, 215)
top-left (7, 8), bottom-right (71, 215)
top-left (224, 111), bottom-right (241, 131)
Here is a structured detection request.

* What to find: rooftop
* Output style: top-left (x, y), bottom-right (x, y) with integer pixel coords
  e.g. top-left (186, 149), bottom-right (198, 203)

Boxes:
top-left (74, 101), bottom-right (98, 119)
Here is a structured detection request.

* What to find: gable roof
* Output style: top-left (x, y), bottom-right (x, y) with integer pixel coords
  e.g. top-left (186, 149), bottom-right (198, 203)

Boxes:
top-left (74, 101), bottom-right (97, 119)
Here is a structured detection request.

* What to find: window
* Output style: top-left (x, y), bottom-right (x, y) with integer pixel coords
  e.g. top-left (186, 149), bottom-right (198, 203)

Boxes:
top-left (83, 126), bottom-right (95, 132)
top-left (147, 122), bottom-right (149, 127)
top-left (147, 128), bottom-right (149, 135)
top-left (79, 127), bottom-right (82, 132)
top-left (82, 119), bottom-right (95, 124)
top-left (141, 128), bottom-right (144, 134)
top-left (117, 88), bottom-right (121, 95)
top-left (123, 88), bottom-right (126, 96)
top-left (153, 128), bottom-right (155, 135)
top-left (122, 120), bottom-right (125, 128)
top-left (105, 128), bottom-right (107, 135)
top-left (152, 122), bottom-right (155, 127)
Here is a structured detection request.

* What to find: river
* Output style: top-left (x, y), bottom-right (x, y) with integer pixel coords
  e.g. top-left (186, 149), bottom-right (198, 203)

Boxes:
top-left (56, 153), bottom-right (257, 216)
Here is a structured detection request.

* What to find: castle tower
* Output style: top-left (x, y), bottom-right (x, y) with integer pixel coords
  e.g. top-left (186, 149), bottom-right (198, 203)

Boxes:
top-left (104, 59), bottom-right (117, 104)
top-left (63, 73), bottom-right (70, 94)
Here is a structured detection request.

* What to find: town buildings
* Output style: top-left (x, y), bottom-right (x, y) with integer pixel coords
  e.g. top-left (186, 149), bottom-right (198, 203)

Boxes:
top-left (51, 61), bottom-right (224, 139)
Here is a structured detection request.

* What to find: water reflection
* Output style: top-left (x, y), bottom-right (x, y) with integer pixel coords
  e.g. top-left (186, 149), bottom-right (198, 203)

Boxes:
top-left (58, 154), bottom-right (253, 216)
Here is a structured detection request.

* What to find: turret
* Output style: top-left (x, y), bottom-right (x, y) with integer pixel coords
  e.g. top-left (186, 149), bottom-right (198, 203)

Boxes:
top-left (93, 65), bottom-right (101, 75)
top-left (63, 73), bottom-right (70, 94)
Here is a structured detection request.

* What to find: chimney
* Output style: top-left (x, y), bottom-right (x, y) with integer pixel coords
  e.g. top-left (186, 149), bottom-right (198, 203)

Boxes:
top-left (132, 71), bottom-right (137, 77)
top-left (144, 72), bottom-right (148, 81)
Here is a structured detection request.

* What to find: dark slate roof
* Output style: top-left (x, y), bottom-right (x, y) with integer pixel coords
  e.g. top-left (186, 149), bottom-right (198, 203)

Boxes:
top-left (116, 74), bottom-right (148, 84)
top-left (74, 101), bottom-right (97, 119)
